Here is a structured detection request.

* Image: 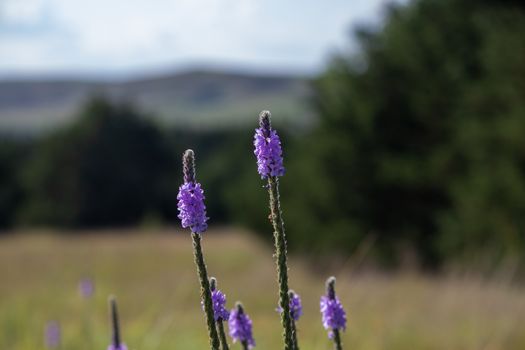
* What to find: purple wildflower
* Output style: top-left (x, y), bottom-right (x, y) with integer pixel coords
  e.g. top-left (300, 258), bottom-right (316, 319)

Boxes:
top-left (229, 302), bottom-right (255, 348)
top-left (289, 291), bottom-right (303, 321)
top-left (177, 150), bottom-right (209, 233)
top-left (253, 110), bottom-right (285, 179)
top-left (320, 277), bottom-right (347, 339)
top-left (78, 277), bottom-right (95, 298)
top-left (44, 321), bottom-right (61, 349)
top-left (277, 290), bottom-right (303, 322)
top-left (211, 290), bottom-right (230, 321)
top-left (177, 182), bottom-right (208, 233)
top-left (320, 296), bottom-right (346, 333)
top-left (204, 278), bottom-right (230, 321)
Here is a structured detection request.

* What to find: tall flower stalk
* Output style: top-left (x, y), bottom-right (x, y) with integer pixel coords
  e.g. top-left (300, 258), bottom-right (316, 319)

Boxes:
top-left (320, 277), bottom-right (347, 350)
top-left (209, 277), bottom-right (230, 350)
top-left (253, 110), bottom-right (293, 349)
top-left (178, 149), bottom-right (220, 350)
top-left (108, 297), bottom-right (128, 350)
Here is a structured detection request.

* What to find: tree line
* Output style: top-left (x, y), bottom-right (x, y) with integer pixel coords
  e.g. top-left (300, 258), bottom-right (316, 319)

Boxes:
top-left (1, 0), bottom-right (525, 269)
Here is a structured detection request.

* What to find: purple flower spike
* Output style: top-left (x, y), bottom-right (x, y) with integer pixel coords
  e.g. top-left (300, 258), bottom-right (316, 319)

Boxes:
top-left (254, 110), bottom-right (285, 179)
top-left (277, 290), bottom-right (303, 322)
top-left (44, 321), bottom-right (61, 349)
top-left (320, 277), bottom-right (347, 339)
top-left (177, 150), bottom-right (209, 233)
top-left (177, 182), bottom-right (208, 233)
top-left (229, 302), bottom-right (255, 348)
top-left (211, 290), bottom-right (230, 321)
top-left (320, 296), bottom-right (346, 334)
top-left (205, 277), bottom-right (230, 321)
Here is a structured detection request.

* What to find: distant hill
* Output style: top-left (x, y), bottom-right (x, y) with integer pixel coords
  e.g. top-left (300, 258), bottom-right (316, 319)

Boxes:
top-left (0, 70), bottom-right (313, 133)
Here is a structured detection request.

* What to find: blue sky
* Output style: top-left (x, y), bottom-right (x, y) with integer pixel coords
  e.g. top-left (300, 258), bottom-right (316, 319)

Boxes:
top-left (0, 0), bottom-right (398, 78)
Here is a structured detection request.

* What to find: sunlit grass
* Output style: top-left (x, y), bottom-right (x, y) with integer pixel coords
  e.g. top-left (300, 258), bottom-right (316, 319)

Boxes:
top-left (1, 229), bottom-right (524, 349)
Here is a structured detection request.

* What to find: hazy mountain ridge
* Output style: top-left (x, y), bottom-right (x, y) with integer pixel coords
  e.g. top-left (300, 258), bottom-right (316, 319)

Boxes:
top-left (0, 70), bottom-right (312, 132)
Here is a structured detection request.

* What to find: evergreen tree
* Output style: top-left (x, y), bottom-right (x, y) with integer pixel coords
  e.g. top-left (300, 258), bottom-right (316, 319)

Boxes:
top-left (285, 0), bottom-right (525, 267)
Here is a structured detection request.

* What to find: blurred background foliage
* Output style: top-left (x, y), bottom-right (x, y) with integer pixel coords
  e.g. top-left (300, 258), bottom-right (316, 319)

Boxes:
top-left (286, 0), bottom-right (525, 269)
top-left (1, 0), bottom-right (525, 271)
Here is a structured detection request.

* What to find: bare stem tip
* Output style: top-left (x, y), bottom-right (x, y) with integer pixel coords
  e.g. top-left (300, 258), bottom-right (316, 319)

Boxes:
top-left (235, 301), bottom-right (245, 314)
top-left (210, 277), bottom-right (217, 292)
top-left (326, 276), bottom-right (336, 300)
top-left (183, 149), bottom-right (196, 183)
top-left (259, 110), bottom-right (272, 134)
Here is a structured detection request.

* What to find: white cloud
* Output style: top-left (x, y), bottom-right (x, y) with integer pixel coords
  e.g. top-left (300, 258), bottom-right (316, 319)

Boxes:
top-left (2, 0), bottom-right (47, 25)
top-left (0, 0), bottom-right (401, 76)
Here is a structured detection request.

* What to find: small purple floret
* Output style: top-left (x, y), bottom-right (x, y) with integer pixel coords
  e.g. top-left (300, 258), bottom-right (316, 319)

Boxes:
top-left (107, 345), bottom-right (128, 350)
top-left (203, 289), bottom-right (230, 321)
top-left (229, 305), bottom-right (255, 348)
top-left (277, 292), bottom-right (303, 321)
top-left (177, 182), bottom-right (208, 233)
top-left (78, 277), bottom-right (95, 298)
top-left (253, 112), bottom-right (285, 179)
top-left (289, 293), bottom-right (303, 321)
top-left (320, 295), bottom-right (347, 337)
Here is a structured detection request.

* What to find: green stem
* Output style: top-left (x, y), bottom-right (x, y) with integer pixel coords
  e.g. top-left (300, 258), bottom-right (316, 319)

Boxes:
top-left (267, 176), bottom-right (294, 349)
top-left (291, 319), bottom-right (299, 350)
top-left (192, 232), bottom-right (220, 350)
top-left (333, 329), bottom-right (343, 350)
top-left (217, 320), bottom-right (230, 350)
top-left (109, 297), bottom-right (121, 348)
top-left (241, 340), bottom-right (249, 350)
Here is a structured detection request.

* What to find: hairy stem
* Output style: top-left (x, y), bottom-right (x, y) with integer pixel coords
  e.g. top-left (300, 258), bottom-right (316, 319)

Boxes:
top-left (192, 232), bottom-right (220, 350)
top-left (291, 319), bottom-right (299, 350)
top-left (217, 320), bottom-right (230, 350)
top-left (267, 176), bottom-right (294, 349)
top-left (333, 329), bottom-right (343, 350)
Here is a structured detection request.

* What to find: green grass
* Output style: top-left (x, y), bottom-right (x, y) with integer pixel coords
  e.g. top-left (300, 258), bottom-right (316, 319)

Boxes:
top-left (1, 229), bottom-right (524, 349)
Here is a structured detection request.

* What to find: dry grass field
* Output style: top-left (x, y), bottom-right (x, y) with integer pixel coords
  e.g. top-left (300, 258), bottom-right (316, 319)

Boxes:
top-left (1, 229), bottom-right (524, 349)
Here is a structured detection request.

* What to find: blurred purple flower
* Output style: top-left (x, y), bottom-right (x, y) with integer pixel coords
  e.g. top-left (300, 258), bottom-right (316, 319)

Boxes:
top-left (229, 303), bottom-right (255, 348)
top-left (253, 111), bottom-right (285, 179)
top-left (44, 321), bottom-right (60, 349)
top-left (320, 295), bottom-right (347, 337)
top-left (78, 277), bottom-right (95, 298)
top-left (107, 345), bottom-right (128, 350)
